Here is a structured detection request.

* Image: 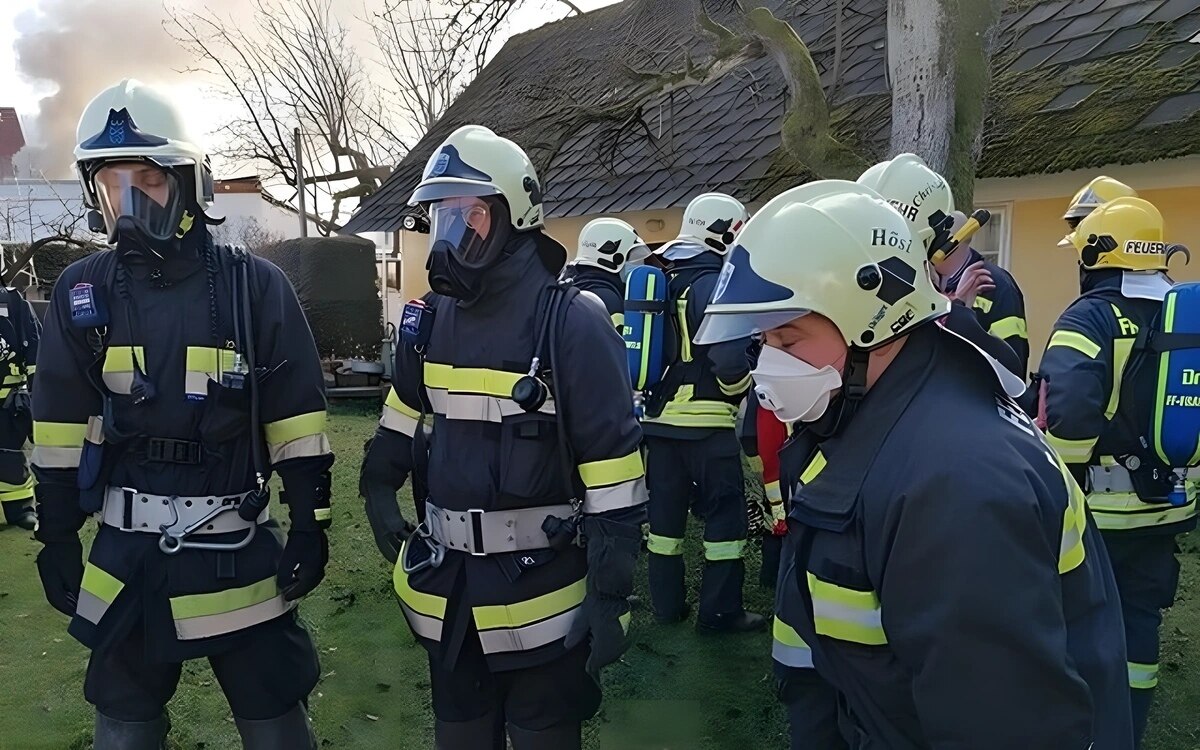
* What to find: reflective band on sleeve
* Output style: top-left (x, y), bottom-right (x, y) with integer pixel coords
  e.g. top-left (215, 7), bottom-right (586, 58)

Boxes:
top-left (973, 296), bottom-right (993, 314)
top-left (772, 618), bottom-right (815, 668)
top-left (800, 452), bottom-right (827, 485)
top-left (718, 372), bottom-right (752, 396)
top-left (583, 476), bottom-right (647, 514)
top-left (989, 316), bottom-right (1028, 341)
top-left (647, 533), bottom-right (684, 556)
top-left (1047, 433), bottom-right (1098, 463)
top-left (764, 480), bottom-right (783, 505)
top-left (1105, 338), bottom-right (1134, 421)
top-left (703, 539), bottom-right (745, 561)
top-left (807, 572), bottom-right (887, 646)
top-left (1059, 477), bottom-right (1087, 575)
top-left (267, 433), bottom-right (332, 464)
top-left (263, 411), bottom-right (328, 444)
top-left (33, 421), bottom-right (87, 448)
top-left (578, 451), bottom-right (644, 488)
top-left (1128, 661), bottom-right (1159, 690)
top-left (31, 446), bottom-right (82, 469)
top-left (1047, 330), bottom-right (1101, 359)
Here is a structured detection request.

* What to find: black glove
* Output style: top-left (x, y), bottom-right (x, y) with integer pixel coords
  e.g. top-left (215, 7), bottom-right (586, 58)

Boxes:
top-left (277, 528), bottom-right (328, 601)
top-left (360, 435), bottom-right (414, 563)
top-left (564, 516), bottom-right (640, 681)
top-left (36, 537), bottom-right (83, 617)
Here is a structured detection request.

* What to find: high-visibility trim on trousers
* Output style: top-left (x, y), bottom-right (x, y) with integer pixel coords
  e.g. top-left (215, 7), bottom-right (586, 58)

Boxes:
top-left (473, 577), bottom-right (586, 655)
top-left (807, 572), bottom-right (887, 646)
top-left (1128, 661), bottom-right (1159, 690)
top-left (772, 618), bottom-right (815, 668)
top-left (76, 562), bottom-right (125, 627)
top-left (703, 539), bottom-right (745, 561)
top-left (392, 545), bottom-right (447, 642)
top-left (169, 576), bottom-right (295, 640)
top-left (647, 533), bottom-right (684, 556)
top-left (0, 475), bottom-right (33, 503)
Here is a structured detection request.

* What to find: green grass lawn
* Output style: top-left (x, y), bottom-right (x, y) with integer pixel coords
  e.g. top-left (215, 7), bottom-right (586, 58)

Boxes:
top-left (1, 403), bottom-right (1198, 749)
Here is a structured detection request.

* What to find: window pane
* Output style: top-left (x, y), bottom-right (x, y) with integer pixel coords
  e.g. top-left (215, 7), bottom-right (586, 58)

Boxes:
top-left (970, 208), bottom-right (1006, 267)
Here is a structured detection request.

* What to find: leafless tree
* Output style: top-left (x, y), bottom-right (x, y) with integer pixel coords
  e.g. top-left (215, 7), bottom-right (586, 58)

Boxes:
top-left (443, 0), bottom-right (585, 70)
top-left (168, 0), bottom-right (404, 235)
top-left (367, 0), bottom-right (480, 135)
top-left (211, 216), bottom-right (285, 253)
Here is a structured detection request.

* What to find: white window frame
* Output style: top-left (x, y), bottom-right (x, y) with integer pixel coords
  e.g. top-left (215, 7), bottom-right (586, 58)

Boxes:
top-left (972, 201), bottom-right (1013, 270)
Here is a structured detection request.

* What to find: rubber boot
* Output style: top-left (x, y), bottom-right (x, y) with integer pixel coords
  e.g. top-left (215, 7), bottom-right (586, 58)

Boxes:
top-left (435, 710), bottom-right (505, 750)
top-left (92, 711), bottom-right (168, 750)
top-left (2, 499), bottom-right (35, 530)
top-left (233, 704), bottom-right (317, 750)
top-left (508, 721), bottom-right (583, 750)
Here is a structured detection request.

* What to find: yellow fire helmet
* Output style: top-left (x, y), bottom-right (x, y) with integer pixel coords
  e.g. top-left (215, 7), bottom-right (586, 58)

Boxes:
top-left (1063, 176), bottom-right (1138, 221)
top-left (1070, 196), bottom-right (1178, 272)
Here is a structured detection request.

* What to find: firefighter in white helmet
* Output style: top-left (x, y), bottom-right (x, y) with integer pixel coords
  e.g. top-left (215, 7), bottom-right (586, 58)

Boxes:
top-left (696, 180), bottom-right (1131, 748)
top-left (360, 125), bottom-right (645, 749)
top-left (561, 217), bottom-right (650, 330)
top-left (642, 192), bottom-right (766, 633)
top-left (33, 79), bottom-right (332, 748)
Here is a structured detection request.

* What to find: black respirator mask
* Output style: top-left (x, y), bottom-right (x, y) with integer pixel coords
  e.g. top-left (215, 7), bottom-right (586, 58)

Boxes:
top-left (425, 196), bottom-right (512, 301)
top-left (90, 161), bottom-right (193, 260)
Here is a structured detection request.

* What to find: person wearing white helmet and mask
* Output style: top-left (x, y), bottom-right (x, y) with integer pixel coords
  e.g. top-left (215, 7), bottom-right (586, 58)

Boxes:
top-left (642, 192), bottom-right (766, 634)
top-left (359, 125), bottom-right (646, 749)
top-left (33, 79), bottom-right (333, 749)
top-left (560, 217), bottom-right (650, 330)
top-left (697, 180), bottom-right (1131, 748)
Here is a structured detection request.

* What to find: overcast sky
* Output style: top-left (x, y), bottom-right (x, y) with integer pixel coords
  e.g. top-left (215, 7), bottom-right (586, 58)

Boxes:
top-left (1, 0), bottom-right (619, 178)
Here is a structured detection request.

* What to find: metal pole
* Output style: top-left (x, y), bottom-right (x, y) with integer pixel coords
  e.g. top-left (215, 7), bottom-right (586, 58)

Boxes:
top-left (294, 127), bottom-right (308, 238)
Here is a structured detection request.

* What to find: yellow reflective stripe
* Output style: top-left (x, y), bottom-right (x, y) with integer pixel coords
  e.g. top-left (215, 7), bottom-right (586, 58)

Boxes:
top-left (807, 572), bottom-right (887, 646)
top-left (313, 507), bottom-right (332, 522)
top-left (101, 346), bottom-right (147, 373)
top-left (649, 398), bottom-right (739, 428)
top-left (268, 433), bottom-right (331, 464)
top-left (677, 290), bottom-right (693, 363)
top-left (263, 411), bottom-right (327, 444)
top-left (773, 618), bottom-right (815, 668)
top-left (1048, 330), bottom-right (1101, 359)
top-left (718, 371), bottom-right (752, 396)
top-left (33, 421), bottom-right (87, 448)
top-left (989, 316), bottom-right (1028, 341)
top-left (1059, 471), bottom-right (1087, 575)
top-left (973, 296), bottom-right (993, 314)
top-left (1089, 487), bottom-right (1199, 530)
top-left (773, 618), bottom-right (809, 649)
top-left (424, 362), bottom-right (521, 397)
top-left (473, 577), bottom-right (586, 630)
top-left (619, 611), bottom-right (631, 635)
top-left (764, 480), bottom-right (783, 504)
top-left (611, 313), bottom-right (625, 330)
top-left (24, 364), bottom-right (35, 375)
top-left (2, 374), bottom-right (24, 385)
top-left (385, 388), bottom-right (421, 420)
top-left (392, 546), bottom-right (447, 619)
top-left (1106, 338), bottom-right (1134, 421)
top-left (704, 539), bottom-right (745, 561)
top-left (647, 533), bottom-right (684, 556)
top-left (578, 451), bottom-right (644, 488)
top-left (0, 475), bottom-right (34, 502)
top-left (81, 563), bottom-right (124, 605)
top-left (1128, 662), bottom-right (1159, 690)
top-left (800, 452), bottom-right (827, 485)
top-left (169, 576), bottom-right (280, 620)
top-left (1047, 433), bottom-right (1098, 463)
top-left (184, 346), bottom-right (237, 374)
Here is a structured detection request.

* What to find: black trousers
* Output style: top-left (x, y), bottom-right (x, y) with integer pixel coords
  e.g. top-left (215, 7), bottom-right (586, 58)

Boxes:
top-left (429, 629), bottom-right (601, 732)
top-left (645, 432), bottom-right (747, 620)
top-left (83, 613), bottom-right (320, 722)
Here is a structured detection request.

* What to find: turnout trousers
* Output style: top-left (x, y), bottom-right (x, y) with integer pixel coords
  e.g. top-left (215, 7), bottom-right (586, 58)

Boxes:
top-left (1101, 531), bottom-right (1181, 748)
top-left (645, 431), bottom-right (748, 622)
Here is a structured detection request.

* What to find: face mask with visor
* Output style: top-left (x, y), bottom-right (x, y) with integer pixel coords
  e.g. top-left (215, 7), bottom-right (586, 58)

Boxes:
top-left (89, 159), bottom-right (191, 251)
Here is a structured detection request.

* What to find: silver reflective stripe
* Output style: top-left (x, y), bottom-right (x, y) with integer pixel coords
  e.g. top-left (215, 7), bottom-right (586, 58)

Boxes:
top-left (425, 388), bottom-right (555, 422)
top-left (400, 601), bottom-right (444, 641)
top-left (582, 477), bottom-right (647, 514)
top-left (772, 640), bottom-right (815, 668)
top-left (477, 606), bottom-right (581, 655)
top-left (184, 371), bottom-right (211, 397)
top-left (811, 599), bottom-right (885, 633)
top-left (31, 445), bottom-right (82, 469)
top-left (268, 433), bottom-right (332, 464)
top-left (74, 590), bottom-right (110, 626)
top-left (102, 371), bottom-right (133, 395)
top-left (174, 596), bottom-right (295, 640)
top-left (380, 408), bottom-right (421, 438)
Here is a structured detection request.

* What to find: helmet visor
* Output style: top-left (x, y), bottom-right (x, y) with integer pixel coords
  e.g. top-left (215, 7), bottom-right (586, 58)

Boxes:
top-left (428, 196), bottom-right (509, 270)
top-left (409, 180), bottom-right (500, 206)
top-left (93, 162), bottom-right (183, 243)
top-left (694, 309), bottom-right (810, 345)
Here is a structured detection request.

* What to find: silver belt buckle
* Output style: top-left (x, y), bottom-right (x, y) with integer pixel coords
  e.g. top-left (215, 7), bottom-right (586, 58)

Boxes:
top-left (467, 508), bottom-right (487, 556)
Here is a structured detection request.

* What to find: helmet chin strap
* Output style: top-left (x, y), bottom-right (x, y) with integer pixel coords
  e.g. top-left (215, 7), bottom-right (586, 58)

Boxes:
top-left (805, 347), bottom-right (870, 441)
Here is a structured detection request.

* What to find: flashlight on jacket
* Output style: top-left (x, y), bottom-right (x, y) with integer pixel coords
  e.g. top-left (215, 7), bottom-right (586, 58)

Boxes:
top-left (930, 209), bottom-right (991, 265)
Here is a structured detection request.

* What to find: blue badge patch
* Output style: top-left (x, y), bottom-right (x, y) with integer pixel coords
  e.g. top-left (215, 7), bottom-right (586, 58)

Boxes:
top-left (430, 152), bottom-right (450, 177)
top-left (69, 283), bottom-right (109, 328)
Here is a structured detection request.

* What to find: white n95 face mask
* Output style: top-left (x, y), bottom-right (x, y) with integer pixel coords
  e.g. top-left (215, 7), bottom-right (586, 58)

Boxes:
top-left (751, 345), bottom-right (843, 423)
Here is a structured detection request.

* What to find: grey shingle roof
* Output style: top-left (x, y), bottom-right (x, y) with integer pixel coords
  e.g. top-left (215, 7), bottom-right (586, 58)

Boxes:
top-left (343, 0), bottom-right (1200, 234)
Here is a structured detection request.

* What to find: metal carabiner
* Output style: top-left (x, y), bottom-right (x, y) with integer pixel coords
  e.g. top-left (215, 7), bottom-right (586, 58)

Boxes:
top-left (401, 522), bottom-right (446, 574)
top-left (157, 496), bottom-right (258, 555)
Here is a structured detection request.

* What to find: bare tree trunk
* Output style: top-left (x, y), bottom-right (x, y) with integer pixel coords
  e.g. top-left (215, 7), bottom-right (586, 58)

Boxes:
top-left (887, 0), bottom-right (957, 173)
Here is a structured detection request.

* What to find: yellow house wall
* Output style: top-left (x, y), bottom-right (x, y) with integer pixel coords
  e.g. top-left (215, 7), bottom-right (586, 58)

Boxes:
top-left (1000, 180), bottom-right (1200, 368)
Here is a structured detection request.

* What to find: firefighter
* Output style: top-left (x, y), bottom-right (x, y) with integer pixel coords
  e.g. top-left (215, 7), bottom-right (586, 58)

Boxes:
top-left (31, 79), bottom-right (332, 748)
top-left (1061, 176), bottom-right (1138, 236)
top-left (642, 192), bottom-right (765, 633)
top-left (0, 273), bottom-right (39, 531)
top-left (359, 125), bottom-right (646, 750)
top-left (1041, 195), bottom-right (1193, 746)
top-left (936, 210), bottom-right (1030, 374)
top-left (696, 180), bottom-right (1132, 748)
top-left (560, 217), bottom-right (650, 330)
